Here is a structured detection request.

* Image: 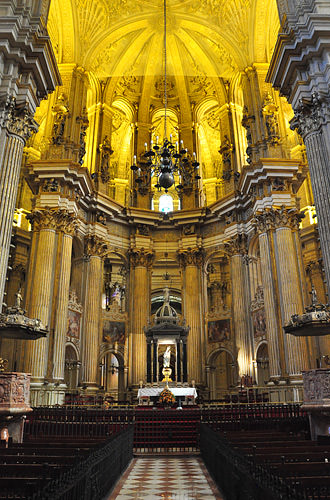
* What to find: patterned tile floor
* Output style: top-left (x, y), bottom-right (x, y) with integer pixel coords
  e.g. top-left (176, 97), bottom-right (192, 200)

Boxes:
top-left (108, 456), bottom-right (225, 499)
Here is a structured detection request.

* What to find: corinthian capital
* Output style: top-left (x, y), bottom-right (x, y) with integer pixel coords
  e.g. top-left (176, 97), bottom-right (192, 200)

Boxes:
top-left (84, 235), bottom-right (108, 259)
top-left (0, 96), bottom-right (38, 142)
top-left (290, 92), bottom-right (330, 139)
top-left (224, 234), bottom-right (248, 256)
top-left (177, 247), bottom-right (204, 268)
top-left (253, 207), bottom-right (304, 232)
top-left (27, 208), bottom-right (78, 234)
top-left (129, 247), bottom-right (154, 269)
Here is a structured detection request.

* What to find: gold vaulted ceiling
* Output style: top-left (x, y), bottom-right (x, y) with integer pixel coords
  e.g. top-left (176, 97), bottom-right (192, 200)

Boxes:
top-left (48, 0), bottom-right (280, 80)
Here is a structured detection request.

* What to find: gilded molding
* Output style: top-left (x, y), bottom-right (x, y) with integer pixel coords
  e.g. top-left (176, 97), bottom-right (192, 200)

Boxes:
top-left (253, 206), bottom-right (304, 233)
top-left (224, 234), bottom-right (248, 256)
top-left (177, 247), bottom-right (204, 268)
top-left (0, 96), bottom-right (38, 142)
top-left (27, 209), bottom-right (78, 235)
top-left (84, 235), bottom-right (108, 259)
top-left (129, 247), bottom-right (154, 269)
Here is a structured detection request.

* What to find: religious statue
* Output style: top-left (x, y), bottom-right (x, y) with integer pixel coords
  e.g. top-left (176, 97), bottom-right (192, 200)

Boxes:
top-left (15, 288), bottom-right (23, 309)
top-left (163, 346), bottom-right (171, 368)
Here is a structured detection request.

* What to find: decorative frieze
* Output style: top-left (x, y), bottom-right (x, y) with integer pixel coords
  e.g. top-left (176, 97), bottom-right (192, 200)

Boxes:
top-left (129, 247), bottom-right (154, 268)
top-left (0, 96), bottom-right (38, 143)
top-left (27, 209), bottom-right (78, 235)
top-left (0, 372), bottom-right (32, 415)
top-left (177, 247), bottom-right (204, 268)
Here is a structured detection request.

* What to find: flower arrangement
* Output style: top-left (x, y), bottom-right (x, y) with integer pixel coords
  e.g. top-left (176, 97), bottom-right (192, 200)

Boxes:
top-left (158, 388), bottom-right (176, 406)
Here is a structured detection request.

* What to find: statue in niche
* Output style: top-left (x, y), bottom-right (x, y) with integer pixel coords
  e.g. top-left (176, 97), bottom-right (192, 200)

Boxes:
top-left (219, 135), bottom-right (234, 171)
top-left (262, 93), bottom-right (280, 144)
top-left (242, 106), bottom-right (253, 164)
top-left (51, 93), bottom-right (69, 145)
top-left (76, 108), bottom-right (89, 165)
top-left (163, 346), bottom-right (171, 368)
top-left (99, 135), bottom-right (113, 183)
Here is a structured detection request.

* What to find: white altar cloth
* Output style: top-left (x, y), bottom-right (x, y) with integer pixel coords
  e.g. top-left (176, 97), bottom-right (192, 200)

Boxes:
top-left (138, 387), bottom-right (197, 399)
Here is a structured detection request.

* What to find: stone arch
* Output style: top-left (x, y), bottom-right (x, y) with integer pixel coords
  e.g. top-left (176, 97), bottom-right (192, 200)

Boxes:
top-left (207, 347), bottom-right (237, 400)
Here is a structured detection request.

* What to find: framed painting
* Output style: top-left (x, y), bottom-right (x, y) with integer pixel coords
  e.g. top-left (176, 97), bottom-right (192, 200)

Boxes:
top-left (208, 319), bottom-right (231, 343)
top-left (103, 320), bottom-right (126, 344)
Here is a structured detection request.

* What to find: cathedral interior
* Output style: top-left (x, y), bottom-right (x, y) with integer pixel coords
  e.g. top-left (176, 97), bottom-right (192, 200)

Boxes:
top-left (1, 0), bottom-right (330, 408)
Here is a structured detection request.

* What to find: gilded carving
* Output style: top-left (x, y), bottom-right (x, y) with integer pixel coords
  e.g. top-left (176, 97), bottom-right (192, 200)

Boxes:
top-left (76, 107), bottom-right (89, 165)
top-left (177, 247), bottom-right (204, 267)
top-left (253, 207), bottom-right (305, 233)
top-left (99, 135), bottom-right (113, 183)
top-left (42, 178), bottom-right (59, 192)
top-left (84, 235), bottom-right (108, 259)
top-left (262, 93), bottom-right (280, 145)
top-left (0, 96), bottom-right (38, 142)
top-left (129, 247), bottom-right (154, 269)
top-left (224, 234), bottom-right (248, 256)
top-left (51, 93), bottom-right (70, 145)
top-left (28, 209), bottom-right (78, 235)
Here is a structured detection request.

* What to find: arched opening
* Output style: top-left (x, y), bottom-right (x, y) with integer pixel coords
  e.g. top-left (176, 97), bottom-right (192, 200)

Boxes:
top-left (255, 343), bottom-right (270, 385)
top-left (99, 351), bottom-right (125, 400)
top-left (208, 349), bottom-right (237, 400)
top-left (64, 345), bottom-right (80, 390)
top-left (158, 194), bottom-right (174, 213)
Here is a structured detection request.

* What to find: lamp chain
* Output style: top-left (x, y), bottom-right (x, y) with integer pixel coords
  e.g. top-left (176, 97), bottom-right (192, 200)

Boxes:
top-left (164, 0), bottom-right (167, 140)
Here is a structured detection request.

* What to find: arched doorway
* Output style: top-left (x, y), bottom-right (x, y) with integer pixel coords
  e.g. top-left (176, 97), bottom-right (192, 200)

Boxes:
top-left (208, 349), bottom-right (237, 400)
top-left (64, 344), bottom-right (80, 390)
top-left (255, 343), bottom-right (270, 385)
top-left (99, 351), bottom-right (125, 401)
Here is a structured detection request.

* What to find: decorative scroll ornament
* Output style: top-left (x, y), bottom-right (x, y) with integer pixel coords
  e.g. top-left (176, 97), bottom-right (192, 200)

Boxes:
top-left (224, 234), bottom-right (248, 256)
top-left (253, 206), bottom-right (305, 233)
top-left (250, 285), bottom-right (264, 312)
top-left (68, 289), bottom-right (83, 314)
top-left (27, 208), bottom-right (78, 235)
top-left (177, 247), bottom-right (204, 267)
top-left (84, 235), bottom-right (108, 259)
top-left (0, 96), bottom-right (38, 142)
top-left (129, 247), bottom-right (154, 269)
top-left (290, 92), bottom-right (329, 139)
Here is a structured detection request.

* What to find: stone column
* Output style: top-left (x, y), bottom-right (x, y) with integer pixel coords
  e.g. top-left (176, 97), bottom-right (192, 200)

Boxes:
top-left (52, 215), bottom-right (78, 383)
top-left (81, 235), bottom-right (107, 391)
top-left (291, 94), bottom-right (330, 293)
top-left (129, 248), bottom-right (154, 386)
top-left (177, 248), bottom-right (204, 385)
top-left (225, 235), bottom-right (253, 378)
top-left (255, 208), bottom-right (310, 378)
top-left (254, 215), bottom-right (284, 379)
top-left (23, 210), bottom-right (57, 380)
top-left (0, 98), bottom-right (38, 312)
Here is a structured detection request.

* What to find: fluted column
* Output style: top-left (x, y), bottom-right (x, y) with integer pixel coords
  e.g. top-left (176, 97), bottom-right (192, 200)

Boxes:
top-left (81, 236), bottom-right (107, 390)
top-left (254, 217), bottom-right (284, 379)
top-left (255, 208), bottom-right (310, 377)
top-left (24, 210), bottom-right (58, 380)
top-left (177, 248), bottom-right (204, 385)
top-left (0, 98), bottom-right (38, 312)
top-left (225, 235), bottom-right (253, 378)
top-left (291, 95), bottom-right (330, 293)
top-left (129, 248), bottom-right (154, 385)
top-left (52, 216), bottom-right (78, 382)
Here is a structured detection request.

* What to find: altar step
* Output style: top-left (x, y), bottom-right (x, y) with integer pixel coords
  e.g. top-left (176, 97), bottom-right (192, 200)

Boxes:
top-left (107, 456), bottom-right (225, 499)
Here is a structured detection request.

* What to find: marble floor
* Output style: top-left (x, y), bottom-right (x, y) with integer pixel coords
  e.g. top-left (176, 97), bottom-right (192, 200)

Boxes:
top-left (108, 456), bottom-right (225, 499)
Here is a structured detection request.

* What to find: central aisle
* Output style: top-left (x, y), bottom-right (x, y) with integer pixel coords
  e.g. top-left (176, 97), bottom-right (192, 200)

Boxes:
top-left (108, 456), bottom-right (225, 499)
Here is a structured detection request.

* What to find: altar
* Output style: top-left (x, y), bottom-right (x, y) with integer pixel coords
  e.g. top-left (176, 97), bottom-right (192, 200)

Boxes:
top-left (138, 387), bottom-right (197, 405)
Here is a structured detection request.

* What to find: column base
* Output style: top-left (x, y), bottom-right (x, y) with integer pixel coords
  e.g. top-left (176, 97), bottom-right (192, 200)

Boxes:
top-left (30, 382), bottom-right (66, 406)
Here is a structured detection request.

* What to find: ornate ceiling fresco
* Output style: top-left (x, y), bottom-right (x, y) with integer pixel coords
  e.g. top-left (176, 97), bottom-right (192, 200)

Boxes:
top-left (48, 0), bottom-right (280, 79)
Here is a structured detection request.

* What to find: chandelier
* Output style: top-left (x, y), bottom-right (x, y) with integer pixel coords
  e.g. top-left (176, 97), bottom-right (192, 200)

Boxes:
top-left (131, 0), bottom-right (201, 193)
